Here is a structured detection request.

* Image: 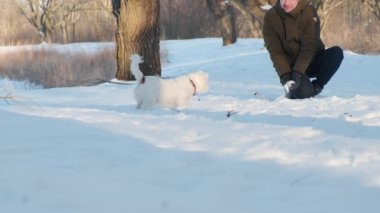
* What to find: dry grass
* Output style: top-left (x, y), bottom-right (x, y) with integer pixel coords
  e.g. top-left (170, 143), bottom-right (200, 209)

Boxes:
top-left (0, 48), bottom-right (116, 88)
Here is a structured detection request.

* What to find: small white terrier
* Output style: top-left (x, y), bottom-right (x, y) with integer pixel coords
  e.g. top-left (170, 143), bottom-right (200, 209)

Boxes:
top-left (130, 54), bottom-right (209, 109)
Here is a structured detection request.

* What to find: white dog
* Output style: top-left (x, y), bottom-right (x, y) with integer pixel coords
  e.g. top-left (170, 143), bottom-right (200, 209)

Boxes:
top-left (130, 54), bottom-right (209, 109)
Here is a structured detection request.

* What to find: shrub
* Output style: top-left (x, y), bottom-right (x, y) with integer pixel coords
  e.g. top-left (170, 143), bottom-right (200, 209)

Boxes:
top-left (0, 48), bottom-right (116, 88)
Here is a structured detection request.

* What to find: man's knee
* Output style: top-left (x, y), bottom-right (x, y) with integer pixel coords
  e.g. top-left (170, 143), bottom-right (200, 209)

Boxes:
top-left (328, 46), bottom-right (344, 63)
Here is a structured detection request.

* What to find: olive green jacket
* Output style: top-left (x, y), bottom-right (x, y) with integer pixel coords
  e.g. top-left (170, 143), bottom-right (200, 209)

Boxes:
top-left (263, 0), bottom-right (325, 77)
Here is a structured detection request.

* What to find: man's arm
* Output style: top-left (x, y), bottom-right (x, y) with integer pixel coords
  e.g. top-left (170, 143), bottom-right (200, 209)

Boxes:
top-left (293, 6), bottom-right (322, 73)
top-left (263, 11), bottom-right (291, 77)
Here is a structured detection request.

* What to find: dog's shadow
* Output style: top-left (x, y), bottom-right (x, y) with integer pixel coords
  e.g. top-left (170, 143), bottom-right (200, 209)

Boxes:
top-left (180, 107), bottom-right (380, 141)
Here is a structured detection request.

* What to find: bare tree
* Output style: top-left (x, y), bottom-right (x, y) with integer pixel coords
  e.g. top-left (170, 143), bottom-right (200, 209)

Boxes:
top-left (16, 0), bottom-right (90, 43)
top-left (206, 0), bottom-right (237, 46)
top-left (16, 0), bottom-right (55, 43)
top-left (3, 0), bottom-right (380, 53)
top-left (207, 0), bottom-right (273, 44)
top-left (160, 0), bottom-right (219, 40)
top-left (112, 0), bottom-right (161, 80)
top-left (56, 0), bottom-right (91, 43)
top-left (362, 0), bottom-right (380, 20)
top-left (229, 0), bottom-right (269, 37)
top-left (97, 0), bottom-right (113, 14)
top-left (309, 0), bottom-right (345, 32)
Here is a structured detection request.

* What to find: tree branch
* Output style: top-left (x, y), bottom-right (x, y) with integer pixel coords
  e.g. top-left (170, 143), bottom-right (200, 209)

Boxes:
top-left (1, 93), bottom-right (41, 111)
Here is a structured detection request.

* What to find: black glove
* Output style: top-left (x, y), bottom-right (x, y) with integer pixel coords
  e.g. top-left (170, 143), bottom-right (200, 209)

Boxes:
top-left (290, 71), bottom-right (303, 90)
top-left (281, 71), bottom-right (306, 99)
top-left (280, 72), bottom-right (292, 86)
top-left (288, 71), bottom-right (315, 99)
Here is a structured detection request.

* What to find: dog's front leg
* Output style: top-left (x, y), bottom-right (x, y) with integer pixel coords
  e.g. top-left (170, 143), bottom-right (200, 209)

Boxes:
top-left (136, 101), bottom-right (143, 109)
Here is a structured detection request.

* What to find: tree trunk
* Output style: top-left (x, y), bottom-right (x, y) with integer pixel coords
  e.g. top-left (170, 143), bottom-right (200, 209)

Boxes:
top-left (113, 0), bottom-right (161, 80)
top-left (221, 3), bottom-right (237, 46)
top-left (229, 0), bottom-right (265, 38)
top-left (206, 0), bottom-right (237, 46)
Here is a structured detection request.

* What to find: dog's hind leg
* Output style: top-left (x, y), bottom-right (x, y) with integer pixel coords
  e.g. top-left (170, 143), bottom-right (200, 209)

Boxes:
top-left (136, 101), bottom-right (143, 109)
top-left (172, 98), bottom-right (188, 109)
top-left (139, 99), bottom-right (156, 110)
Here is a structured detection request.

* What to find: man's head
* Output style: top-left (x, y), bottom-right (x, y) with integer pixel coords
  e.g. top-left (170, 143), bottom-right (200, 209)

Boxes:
top-left (280, 0), bottom-right (300, 13)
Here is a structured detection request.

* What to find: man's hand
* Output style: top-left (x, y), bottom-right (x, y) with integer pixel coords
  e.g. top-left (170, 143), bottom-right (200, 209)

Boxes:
top-left (283, 80), bottom-right (296, 95)
top-left (280, 72), bottom-right (292, 86)
top-left (280, 71), bottom-right (306, 98)
top-left (291, 71), bottom-right (303, 90)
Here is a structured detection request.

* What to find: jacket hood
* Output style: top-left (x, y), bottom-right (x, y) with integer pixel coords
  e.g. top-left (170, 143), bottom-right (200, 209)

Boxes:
top-left (275, 0), bottom-right (309, 17)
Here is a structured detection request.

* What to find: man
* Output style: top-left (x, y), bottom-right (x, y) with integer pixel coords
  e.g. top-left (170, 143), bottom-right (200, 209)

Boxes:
top-left (263, 0), bottom-right (344, 99)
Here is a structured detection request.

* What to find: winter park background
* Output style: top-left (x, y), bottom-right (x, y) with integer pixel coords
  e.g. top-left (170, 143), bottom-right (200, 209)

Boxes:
top-left (1, 38), bottom-right (380, 212)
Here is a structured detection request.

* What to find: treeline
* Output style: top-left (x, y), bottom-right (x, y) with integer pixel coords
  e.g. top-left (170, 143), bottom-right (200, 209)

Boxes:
top-left (0, 0), bottom-right (115, 44)
top-left (0, 0), bottom-right (379, 53)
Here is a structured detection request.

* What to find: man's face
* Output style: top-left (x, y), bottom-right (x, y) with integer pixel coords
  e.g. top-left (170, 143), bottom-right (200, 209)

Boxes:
top-left (280, 0), bottom-right (300, 13)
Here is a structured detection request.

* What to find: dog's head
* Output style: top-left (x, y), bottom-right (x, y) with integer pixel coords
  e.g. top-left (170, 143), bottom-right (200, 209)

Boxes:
top-left (130, 54), bottom-right (143, 64)
top-left (188, 71), bottom-right (209, 93)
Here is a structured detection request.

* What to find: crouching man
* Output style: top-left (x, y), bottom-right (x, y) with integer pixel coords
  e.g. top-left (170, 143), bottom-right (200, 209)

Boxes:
top-left (263, 0), bottom-right (344, 99)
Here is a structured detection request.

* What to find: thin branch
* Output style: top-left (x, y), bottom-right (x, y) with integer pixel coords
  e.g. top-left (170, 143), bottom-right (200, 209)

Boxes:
top-left (1, 93), bottom-right (41, 111)
top-left (0, 93), bottom-right (13, 105)
top-left (362, 0), bottom-right (380, 20)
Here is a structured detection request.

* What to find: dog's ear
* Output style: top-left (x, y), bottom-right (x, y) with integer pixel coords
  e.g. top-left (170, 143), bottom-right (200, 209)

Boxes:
top-left (130, 54), bottom-right (143, 63)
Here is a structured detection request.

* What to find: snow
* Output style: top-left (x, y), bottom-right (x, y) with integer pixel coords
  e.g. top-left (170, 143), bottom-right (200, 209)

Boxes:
top-left (261, 4), bottom-right (273, 10)
top-left (1, 38), bottom-right (380, 212)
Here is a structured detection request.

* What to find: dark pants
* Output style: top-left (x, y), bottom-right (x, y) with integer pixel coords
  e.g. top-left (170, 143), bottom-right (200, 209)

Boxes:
top-left (306, 46), bottom-right (344, 88)
top-left (290, 46), bottom-right (344, 99)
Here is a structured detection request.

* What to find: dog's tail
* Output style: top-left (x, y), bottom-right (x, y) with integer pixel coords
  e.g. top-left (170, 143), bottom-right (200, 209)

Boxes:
top-left (130, 54), bottom-right (144, 82)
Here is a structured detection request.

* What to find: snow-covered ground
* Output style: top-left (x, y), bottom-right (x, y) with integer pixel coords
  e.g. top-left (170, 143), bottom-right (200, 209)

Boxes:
top-left (1, 38), bottom-right (380, 213)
